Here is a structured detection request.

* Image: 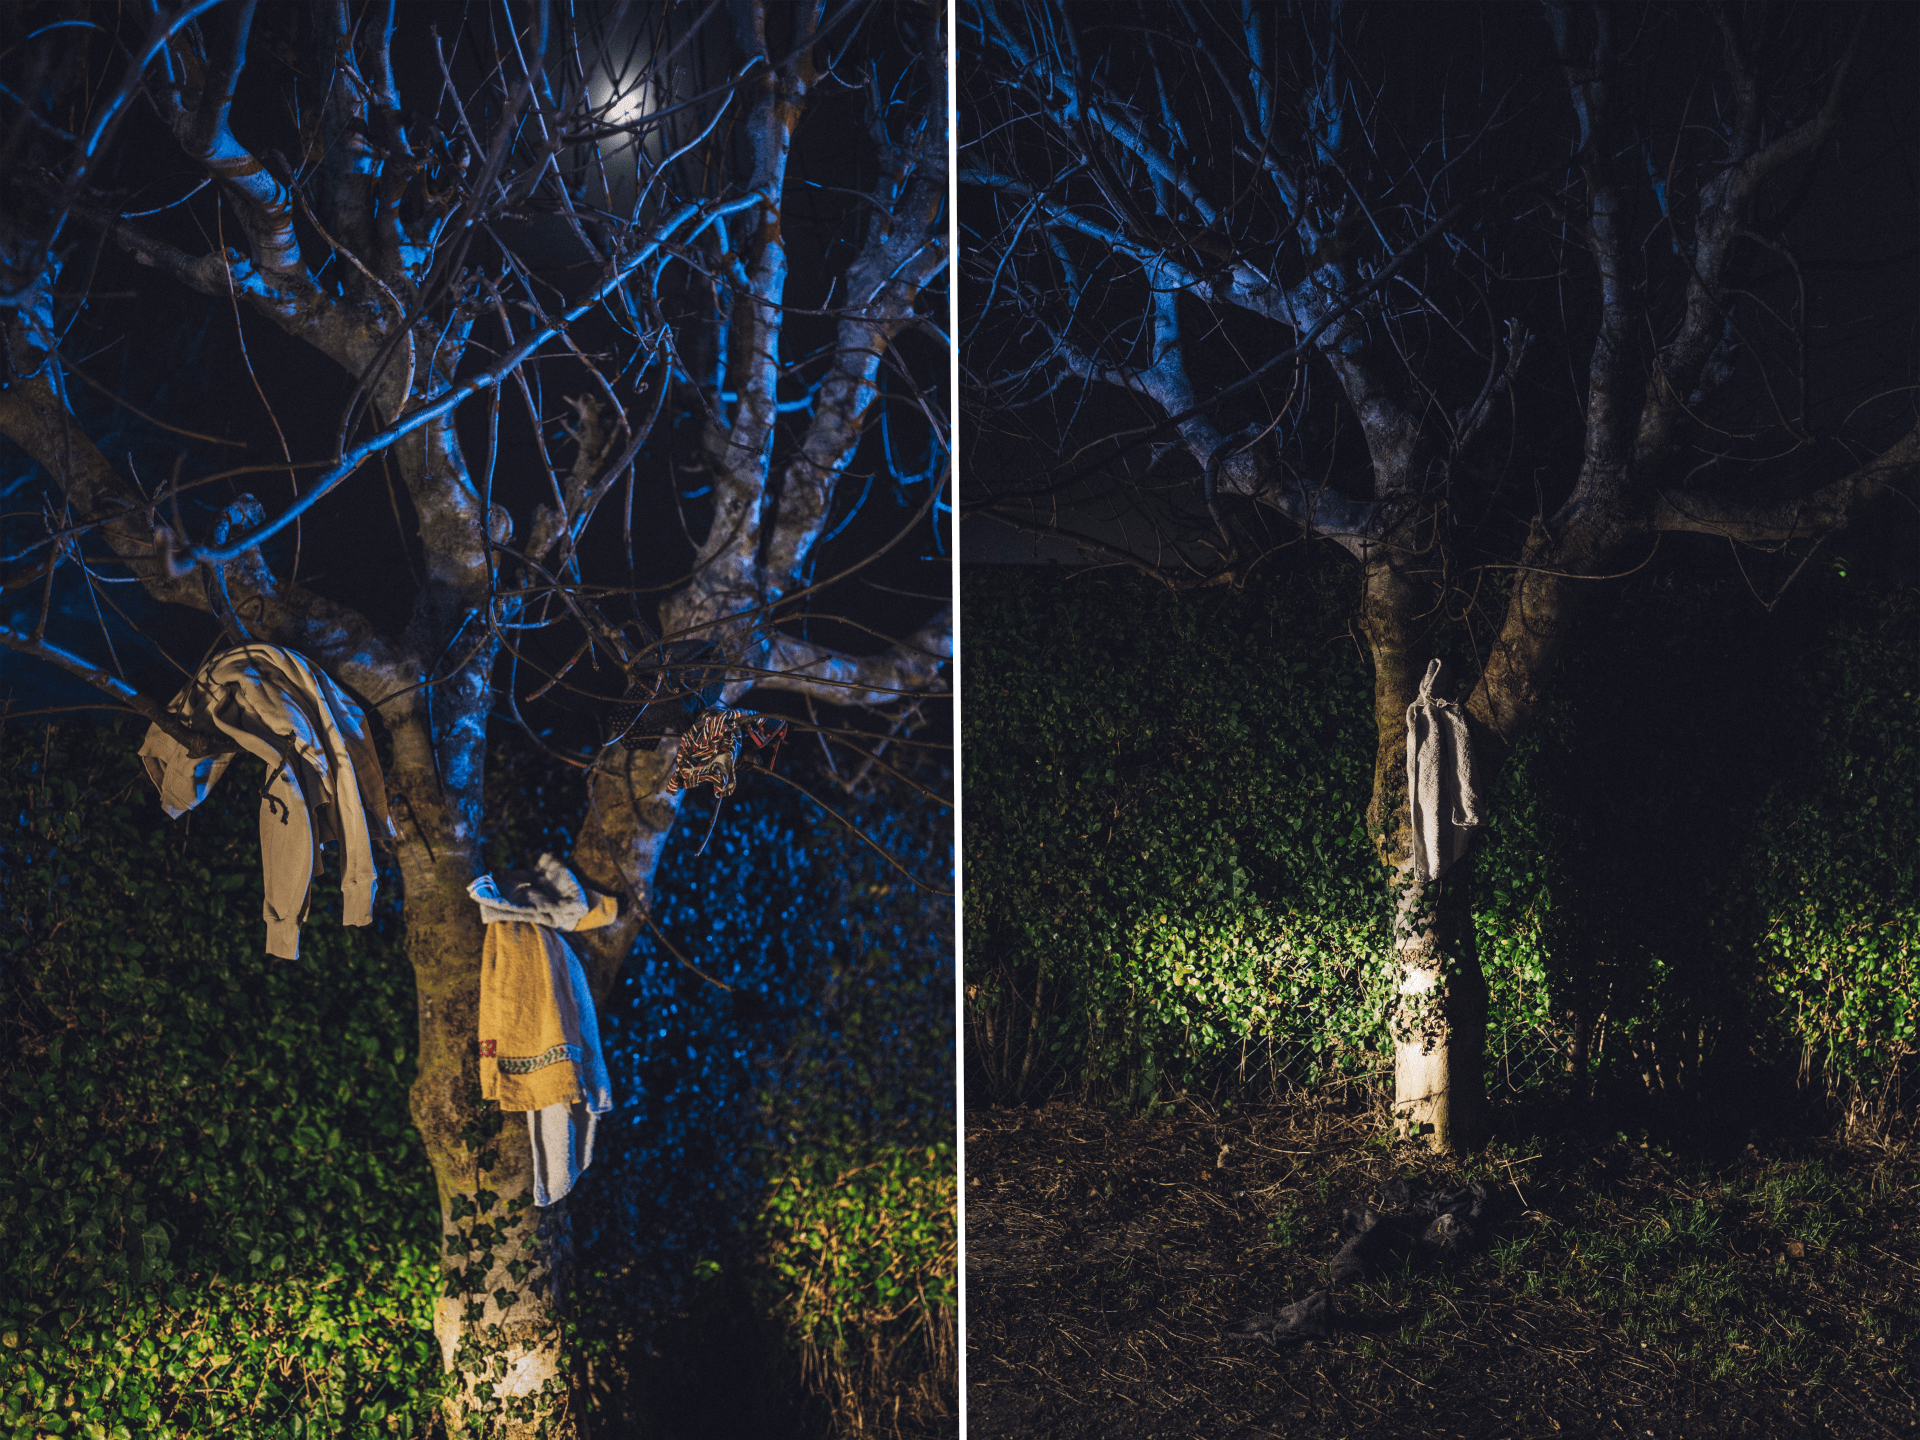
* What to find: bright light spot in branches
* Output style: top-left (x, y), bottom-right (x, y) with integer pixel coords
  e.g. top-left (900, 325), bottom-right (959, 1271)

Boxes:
top-left (601, 82), bottom-right (649, 132)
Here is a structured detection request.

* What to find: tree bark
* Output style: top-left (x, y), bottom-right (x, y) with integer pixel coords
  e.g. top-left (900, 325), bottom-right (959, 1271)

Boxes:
top-left (1386, 871), bottom-right (1491, 1150)
top-left (1360, 560), bottom-right (1495, 1152)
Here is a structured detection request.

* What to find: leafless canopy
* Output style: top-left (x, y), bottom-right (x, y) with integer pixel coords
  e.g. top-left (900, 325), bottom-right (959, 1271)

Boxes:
top-left (1, 0), bottom-right (950, 784)
top-left (961, 0), bottom-right (1917, 624)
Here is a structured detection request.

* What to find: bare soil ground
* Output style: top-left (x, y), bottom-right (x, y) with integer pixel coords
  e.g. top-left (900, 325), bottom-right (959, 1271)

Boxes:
top-left (964, 1090), bottom-right (1920, 1440)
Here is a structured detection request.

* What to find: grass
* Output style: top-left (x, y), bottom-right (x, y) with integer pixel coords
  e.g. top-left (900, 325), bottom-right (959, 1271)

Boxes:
top-left (1268, 1198), bottom-right (1308, 1250)
top-left (1461, 1147), bottom-right (1898, 1389)
top-left (965, 1092), bottom-right (1920, 1439)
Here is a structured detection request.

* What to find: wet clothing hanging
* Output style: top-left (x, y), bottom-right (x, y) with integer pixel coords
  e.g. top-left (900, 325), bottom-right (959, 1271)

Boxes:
top-left (528, 1104), bottom-right (598, 1211)
top-left (665, 708), bottom-right (788, 800)
top-left (601, 642), bottom-right (787, 803)
top-left (137, 644), bottom-right (396, 959)
top-left (1404, 658), bottom-right (1482, 882)
top-left (470, 854), bottom-right (616, 1111)
top-left (468, 855), bottom-right (617, 1207)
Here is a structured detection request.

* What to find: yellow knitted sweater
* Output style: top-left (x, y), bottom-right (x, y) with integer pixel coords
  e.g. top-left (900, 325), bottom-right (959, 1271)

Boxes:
top-left (477, 889), bottom-right (618, 1111)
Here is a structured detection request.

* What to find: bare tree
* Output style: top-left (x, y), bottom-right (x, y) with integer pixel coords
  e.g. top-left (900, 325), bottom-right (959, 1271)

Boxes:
top-left (1, 0), bottom-right (949, 1431)
top-left (961, 0), bottom-right (1917, 1149)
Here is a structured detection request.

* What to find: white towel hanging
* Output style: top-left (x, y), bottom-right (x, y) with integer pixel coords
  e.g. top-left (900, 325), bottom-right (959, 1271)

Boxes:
top-left (1404, 658), bottom-right (1482, 881)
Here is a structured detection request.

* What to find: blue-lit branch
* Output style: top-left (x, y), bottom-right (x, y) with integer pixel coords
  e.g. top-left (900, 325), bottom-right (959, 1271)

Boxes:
top-left (1, 0), bottom-right (229, 306)
top-left (176, 195), bottom-right (763, 567)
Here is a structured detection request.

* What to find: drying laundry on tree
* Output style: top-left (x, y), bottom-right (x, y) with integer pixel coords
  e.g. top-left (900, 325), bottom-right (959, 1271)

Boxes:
top-left (603, 642), bottom-right (788, 802)
top-left (604, 641), bottom-right (726, 753)
top-left (1404, 658), bottom-right (1482, 882)
top-left (136, 644), bottom-right (396, 959)
top-left (664, 707), bottom-right (788, 800)
top-left (468, 854), bottom-right (617, 1207)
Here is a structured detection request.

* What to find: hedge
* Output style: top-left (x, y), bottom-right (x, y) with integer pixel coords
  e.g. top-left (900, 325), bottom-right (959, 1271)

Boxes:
top-left (961, 553), bottom-right (1916, 1127)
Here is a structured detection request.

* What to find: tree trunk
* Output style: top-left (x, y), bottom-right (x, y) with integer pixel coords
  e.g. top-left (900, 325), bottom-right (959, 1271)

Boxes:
top-left (392, 705), bottom-right (685, 1437)
top-left (410, 904), bottom-right (588, 1438)
top-left (1385, 870), bottom-right (1491, 1151)
top-left (383, 683), bottom-right (615, 1438)
top-left (424, 1083), bottom-right (581, 1438)
top-left (1361, 560), bottom-right (1491, 1152)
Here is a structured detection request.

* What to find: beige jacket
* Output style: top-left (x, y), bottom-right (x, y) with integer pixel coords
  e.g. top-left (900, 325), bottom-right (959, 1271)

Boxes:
top-left (138, 645), bottom-right (396, 958)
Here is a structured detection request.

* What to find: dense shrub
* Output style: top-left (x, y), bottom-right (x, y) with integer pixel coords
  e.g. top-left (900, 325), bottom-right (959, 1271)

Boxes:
top-left (961, 557), bottom-right (1386, 1105)
top-left (962, 557), bottom-right (1916, 1128)
top-left (581, 755), bottom-right (957, 1436)
top-left (0, 721), bottom-right (440, 1439)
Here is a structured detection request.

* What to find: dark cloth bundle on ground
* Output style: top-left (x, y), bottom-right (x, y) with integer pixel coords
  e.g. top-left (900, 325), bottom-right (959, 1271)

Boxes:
top-left (1382, 1176), bottom-right (1496, 1219)
top-left (1327, 1206), bottom-right (1417, 1284)
top-left (1228, 1178), bottom-right (1499, 1347)
top-left (1330, 1179), bottom-right (1496, 1282)
top-left (1225, 1289), bottom-right (1334, 1348)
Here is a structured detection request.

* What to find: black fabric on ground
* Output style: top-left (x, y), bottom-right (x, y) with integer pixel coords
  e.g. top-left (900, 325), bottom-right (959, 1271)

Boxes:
top-left (1422, 1209), bottom-right (1484, 1258)
top-left (1226, 1177), bottom-right (1506, 1346)
top-left (1226, 1289), bottom-right (1333, 1347)
top-left (1329, 1181), bottom-right (1499, 1283)
top-left (1328, 1207), bottom-right (1418, 1284)
top-left (1385, 1177), bottom-right (1494, 1220)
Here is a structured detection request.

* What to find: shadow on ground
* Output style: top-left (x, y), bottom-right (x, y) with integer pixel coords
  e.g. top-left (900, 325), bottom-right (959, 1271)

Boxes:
top-left (964, 1089), bottom-right (1919, 1440)
top-left (583, 1271), bottom-right (830, 1440)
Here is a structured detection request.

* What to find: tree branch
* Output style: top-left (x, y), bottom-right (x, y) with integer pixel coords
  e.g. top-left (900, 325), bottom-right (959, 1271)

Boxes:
top-left (1650, 416), bottom-right (1920, 541)
top-left (154, 0), bottom-right (305, 279)
top-left (752, 8), bottom-right (949, 602)
top-left (0, 303), bottom-right (409, 702)
top-left (176, 196), bottom-right (761, 566)
top-left (0, 625), bottom-right (220, 755)
top-left (1631, 6), bottom-right (1865, 472)
top-left (757, 611), bottom-right (951, 708)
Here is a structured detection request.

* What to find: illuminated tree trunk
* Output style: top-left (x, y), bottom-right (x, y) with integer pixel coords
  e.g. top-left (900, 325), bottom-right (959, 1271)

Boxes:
top-left (400, 704), bottom-right (682, 1437)
top-left (1359, 560), bottom-right (1492, 1151)
top-left (1386, 873), bottom-right (1491, 1151)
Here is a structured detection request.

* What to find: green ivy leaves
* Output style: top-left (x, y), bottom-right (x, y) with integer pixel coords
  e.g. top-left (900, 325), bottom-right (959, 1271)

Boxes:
top-left (964, 564), bottom-right (1917, 1115)
top-left (0, 722), bottom-right (443, 1439)
top-left (748, 1140), bottom-right (956, 1391)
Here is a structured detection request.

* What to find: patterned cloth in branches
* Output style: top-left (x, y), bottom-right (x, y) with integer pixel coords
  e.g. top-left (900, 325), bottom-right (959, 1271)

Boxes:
top-left (666, 708), bottom-right (788, 799)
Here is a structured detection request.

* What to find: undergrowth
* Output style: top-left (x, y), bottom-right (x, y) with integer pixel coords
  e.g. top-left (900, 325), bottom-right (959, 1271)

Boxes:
top-left (1461, 1140), bottom-right (1910, 1391)
top-left (963, 561), bottom-right (1918, 1130)
top-left (966, 1096), bottom-right (1920, 1438)
top-left (0, 724), bottom-right (441, 1440)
